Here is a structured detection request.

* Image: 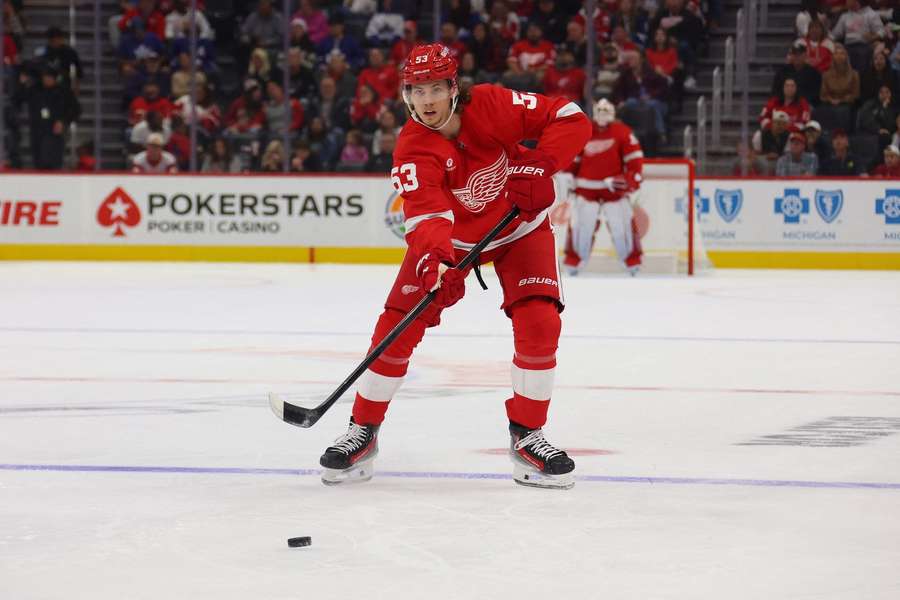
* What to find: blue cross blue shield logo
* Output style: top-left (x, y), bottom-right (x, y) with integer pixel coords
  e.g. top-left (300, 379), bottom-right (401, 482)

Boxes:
top-left (674, 188), bottom-right (709, 220)
top-left (714, 189), bottom-right (743, 223)
top-left (774, 188), bottom-right (810, 224)
top-left (875, 190), bottom-right (900, 224)
top-left (814, 190), bottom-right (843, 224)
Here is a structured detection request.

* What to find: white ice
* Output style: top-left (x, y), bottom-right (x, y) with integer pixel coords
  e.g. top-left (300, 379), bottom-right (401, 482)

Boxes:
top-left (1, 262), bottom-right (899, 600)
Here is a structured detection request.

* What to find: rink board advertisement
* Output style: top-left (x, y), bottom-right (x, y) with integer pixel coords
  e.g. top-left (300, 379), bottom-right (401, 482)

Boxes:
top-left (695, 178), bottom-right (900, 269)
top-left (1, 173), bottom-right (900, 268)
top-left (0, 173), bottom-right (406, 263)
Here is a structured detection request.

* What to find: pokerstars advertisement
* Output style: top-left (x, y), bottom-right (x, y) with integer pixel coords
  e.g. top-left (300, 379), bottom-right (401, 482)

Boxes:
top-left (694, 179), bottom-right (900, 252)
top-left (0, 174), bottom-right (405, 248)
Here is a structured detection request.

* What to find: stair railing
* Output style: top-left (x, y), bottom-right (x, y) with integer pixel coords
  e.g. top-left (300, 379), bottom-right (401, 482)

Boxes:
top-left (683, 125), bottom-right (693, 160)
top-left (724, 36), bottom-right (734, 116)
top-left (696, 96), bottom-right (707, 176)
top-left (711, 67), bottom-right (722, 146)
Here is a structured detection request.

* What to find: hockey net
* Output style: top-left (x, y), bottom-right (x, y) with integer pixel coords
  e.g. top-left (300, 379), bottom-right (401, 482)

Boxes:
top-left (551, 158), bottom-right (711, 275)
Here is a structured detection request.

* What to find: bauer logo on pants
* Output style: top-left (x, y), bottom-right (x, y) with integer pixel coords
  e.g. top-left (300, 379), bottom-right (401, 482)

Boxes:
top-left (518, 277), bottom-right (558, 287)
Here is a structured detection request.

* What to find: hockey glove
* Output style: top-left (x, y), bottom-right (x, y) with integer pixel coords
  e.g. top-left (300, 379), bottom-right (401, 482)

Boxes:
top-left (506, 150), bottom-right (558, 221)
top-left (416, 251), bottom-right (466, 308)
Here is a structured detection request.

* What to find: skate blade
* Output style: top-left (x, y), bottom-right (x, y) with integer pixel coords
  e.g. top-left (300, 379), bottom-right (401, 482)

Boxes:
top-left (320, 460), bottom-right (376, 486)
top-left (512, 463), bottom-right (575, 490)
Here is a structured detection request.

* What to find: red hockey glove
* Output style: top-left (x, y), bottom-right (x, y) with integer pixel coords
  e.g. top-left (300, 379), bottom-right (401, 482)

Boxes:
top-left (506, 150), bottom-right (558, 221)
top-left (416, 251), bottom-right (466, 308)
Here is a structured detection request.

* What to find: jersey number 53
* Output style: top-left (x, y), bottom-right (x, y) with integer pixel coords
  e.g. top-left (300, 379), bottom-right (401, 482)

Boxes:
top-left (391, 163), bottom-right (419, 193)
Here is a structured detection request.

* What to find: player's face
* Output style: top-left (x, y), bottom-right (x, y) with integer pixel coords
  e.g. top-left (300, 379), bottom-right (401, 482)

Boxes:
top-left (410, 80), bottom-right (452, 128)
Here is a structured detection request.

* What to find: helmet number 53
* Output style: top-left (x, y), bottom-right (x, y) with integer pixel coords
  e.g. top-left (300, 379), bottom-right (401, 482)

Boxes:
top-left (391, 163), bottom-right (419, 193)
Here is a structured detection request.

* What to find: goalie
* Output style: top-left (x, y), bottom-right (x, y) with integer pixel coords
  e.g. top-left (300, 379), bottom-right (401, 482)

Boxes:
top-left (563, 99), bottom-right (645, 275)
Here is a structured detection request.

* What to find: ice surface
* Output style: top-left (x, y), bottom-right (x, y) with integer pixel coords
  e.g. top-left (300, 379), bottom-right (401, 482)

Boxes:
top-left (1, 262), bottom-right (899, 599)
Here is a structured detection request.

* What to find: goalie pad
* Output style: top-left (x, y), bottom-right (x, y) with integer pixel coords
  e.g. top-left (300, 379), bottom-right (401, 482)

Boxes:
top-left (601, 199), bottom-right (637, 266)
top-left (570, 194), bottom-right (602, 265)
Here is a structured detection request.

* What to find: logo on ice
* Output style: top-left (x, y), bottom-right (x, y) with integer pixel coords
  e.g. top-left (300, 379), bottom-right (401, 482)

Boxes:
top-left (814, 190), bottom-right (843, 223)
top-left (97, 187), bottom-right (141, 237)
top-left (875, 190), bottom-right (900, 224)
top-left (774, 189), bottom-right (810, 224)
top-left (714, 189), bottom-right (743, 222)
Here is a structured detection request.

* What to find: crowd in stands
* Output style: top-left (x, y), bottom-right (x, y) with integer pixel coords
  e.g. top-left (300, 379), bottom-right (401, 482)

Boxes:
top-left (1, 0), bottom-right (716, 173)
top-left (746, 0), bottom-right (900, 177)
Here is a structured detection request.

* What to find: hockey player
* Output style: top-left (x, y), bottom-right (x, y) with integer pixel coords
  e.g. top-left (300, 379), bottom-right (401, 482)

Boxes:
top-left (319, 44), bottom-right (591, 489)
top-left (563, 98), bottom-right (645, 275)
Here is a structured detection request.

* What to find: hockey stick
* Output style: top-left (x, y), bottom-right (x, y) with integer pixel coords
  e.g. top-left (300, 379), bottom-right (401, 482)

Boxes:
top-left (269, 206), bottom-right (521, 428)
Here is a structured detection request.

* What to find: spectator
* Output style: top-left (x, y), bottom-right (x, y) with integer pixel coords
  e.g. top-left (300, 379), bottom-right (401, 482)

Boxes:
top-left (118, 17), bottom-right (165, 63)
top-left (446, 0), bottom-right (476, 36)
top-left (241, 0), bottom-right (285, 52)
top-left (776, 131), bottom-right (819, 176)
top-left (3, 30), bottom-right (18, 67)
top-left (119, 0), bottom-right (166, 40)
top-left (304, 116), bottom-right (342, 169)
top-left (458, 50), bottom-right (491, 87)
top-left (75, 141), bottom-right (96, 172)
top-left (365, 131), bottom-right (395, 172)
top-left (225, 79), bottom-right (266, 132)
top-left (830, 0), bottom-right (885, 71)
top-left (132, 132), bottom-right (177, 173)
top-left (338, 128), bottom-right (369, 168)
top-left (324, 50), bottom-right (359, 101)
top-left (128, 81), bottom-right (173, 126)
top-left (595, 44), bottom-right (621, 98)
top-left (439, 22), bottom-right (467, 60)
top-left (3, 1), bottom-right (25, 50)
top-left (367, 0), bottom-right (406, 48)
top-left (264, 80), bottom-right (304, 137)
top-left (860, 48), bottom-right (898, 104)
top-left (345, 0), bottom-right (377, 16)
top-left (773, 43), bottom-right (822, 104)
top-left (650, 0), bottom-right (705, 89)
top-left (174, 83), bottom-right (221, 137)
top-left (561, 20), bottom-right (587, 66)
top-left (171, 52), bottom-right (207, 99)
top-left (821, 44), bottom-right (860, 108)
top-left (35, 26), bottom-right (83, 91)
top-left (165, 0), bottom-right (214, 41)
top-left (260, 139), bottom-right (286, 172)
top-left (467, 21), bottom-right (506, 74)
top-left (760, 78), bottom-right (811, 131)
top-left (610, 25), bottom-right (639, 61)
top-left (316, 13), bottom-right (364, 69)
top-left (755, 110), bottom-right (791, 163)
top-left (358, 48), bottom-right (399, 103)
top-left (247, 47), bottom-right (277, 87)
top-left (371, 108), bottom-right (401, 154)
top-left (530, 0), bottom-right (568, 45)
top-left (130, 109), bottom-right (171, 151)
top-left (871, 144), bottom-right (900, 177)
top-left (201, 137), bottom-right (243, 173)
top-left (646, 28), bottom-right (684, 104)
top-left (819, 129), bottom-right (861, 175)
top-left (170, 29), bottom-right (217, 73)
top-left (288, 17), bottom-right (316, 55)
top-left (857, 84), bottom-right (897, 149)
top-left (390, 20), bottom-right (421, 66)
top-left (19, 66), bottom-right (81, 170)
top-left (610, 0), bottom-right (651, 47)
top-left (488, 1), bottom-right (521, 46)
top-left (293, 0), bottom-right (329, 46)
top-left (795, 0), bottom-right (827, 37)
top-left (308, 76), bottom-right (352, 131)
top-left (166, 114), bottom-right (191, 170)
top-left (123, 52), bottom-right (170, 107)
top-left (802, 20), bottom-right (834, 74)
top-left (574, 4), bottom-right (612, 43)
top-left (350, 84), bottom-right (382, 132)
top-left (804, 120), bottom-right (830, 163)
top-left (542, 49), bottom-right (586, 104)
top-left (291, 139), bottom-right (323, 172)
top-left (891, 113), bottom-right (900, 148)
top-left (612, 51), bottom-right (669, 141)
top-left (285, 47), bottom-right (318, 100)
top-left (731, 142), bottom-right (768, 175)
top-left (504, 21), bottom-right (555, 91)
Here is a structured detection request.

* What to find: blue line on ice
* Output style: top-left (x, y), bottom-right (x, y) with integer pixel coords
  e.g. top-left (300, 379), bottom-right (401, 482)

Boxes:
top-left (1, 463), bottom-right (898, 490)
top-left (1, 326), bottom-right (899, 345)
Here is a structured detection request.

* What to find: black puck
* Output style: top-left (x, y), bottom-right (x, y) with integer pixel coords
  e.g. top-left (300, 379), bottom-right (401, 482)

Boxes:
top-left (288, 536), bottom-right (311, 548)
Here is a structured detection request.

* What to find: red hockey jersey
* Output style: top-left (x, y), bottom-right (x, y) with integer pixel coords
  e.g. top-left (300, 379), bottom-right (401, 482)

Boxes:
top-left (392, 83), bottom-right (591, 262)
top-left (570, 121), bottom-right (644, 202)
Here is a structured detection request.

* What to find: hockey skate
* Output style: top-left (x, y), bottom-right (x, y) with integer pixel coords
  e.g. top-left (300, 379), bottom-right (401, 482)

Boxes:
top-left (508, 422), bottom-right (575, 489)
top-left (319, 418), bottom-right (379, 486)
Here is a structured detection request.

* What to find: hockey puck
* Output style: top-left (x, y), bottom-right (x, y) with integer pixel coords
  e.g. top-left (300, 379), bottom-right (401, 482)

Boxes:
top-left (287, 536), bottom-right (311, 548)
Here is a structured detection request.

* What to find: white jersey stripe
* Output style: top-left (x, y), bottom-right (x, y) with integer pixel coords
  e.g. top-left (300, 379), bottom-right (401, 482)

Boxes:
top-left (574, 177), bottom-right (610, 190)
top-left (404, 210), bottom-right (454, 234)
top-left (623, 150), bottom-right (644, 162)
top-left (555, 102), bottom-right (583, 119)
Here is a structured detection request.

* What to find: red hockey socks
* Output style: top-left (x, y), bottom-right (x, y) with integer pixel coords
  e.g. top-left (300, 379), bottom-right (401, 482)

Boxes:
top-left (352, 308), bottom-right (427, 426)
top-left (505, 298), bottom-right (561, 430)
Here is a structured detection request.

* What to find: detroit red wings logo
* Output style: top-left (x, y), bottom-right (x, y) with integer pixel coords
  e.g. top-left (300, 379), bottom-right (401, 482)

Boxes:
top-left (450, 151), bottom-right (508, 213)
top-left (584, 139), bottom-right (616, 156)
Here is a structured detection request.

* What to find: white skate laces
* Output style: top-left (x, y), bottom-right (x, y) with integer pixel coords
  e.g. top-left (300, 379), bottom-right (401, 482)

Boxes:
top-left (331, 422), bottom-right (369, 455)
top-left (515, 429), bottom-right (564, 461)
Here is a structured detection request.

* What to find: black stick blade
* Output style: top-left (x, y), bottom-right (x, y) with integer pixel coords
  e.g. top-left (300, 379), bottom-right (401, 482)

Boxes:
top-left (268, 393), bottom-right (320, 428)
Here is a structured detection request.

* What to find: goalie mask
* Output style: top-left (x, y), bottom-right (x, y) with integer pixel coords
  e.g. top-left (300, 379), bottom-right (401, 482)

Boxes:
top-left (593, 98), bottom-right (616, 127)
top-left (401, 43), bottom-right (460, 131)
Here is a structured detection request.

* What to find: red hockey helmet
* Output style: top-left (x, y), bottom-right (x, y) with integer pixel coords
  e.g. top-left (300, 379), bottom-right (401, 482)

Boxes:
top-left (401, 43), bottom-right (458, 86)
top-left (401, 43), bottom-right (461, 130)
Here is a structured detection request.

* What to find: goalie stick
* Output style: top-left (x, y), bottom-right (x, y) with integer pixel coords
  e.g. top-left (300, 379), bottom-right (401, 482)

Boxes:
top-left (269, 206), bottom-right (521, 428)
